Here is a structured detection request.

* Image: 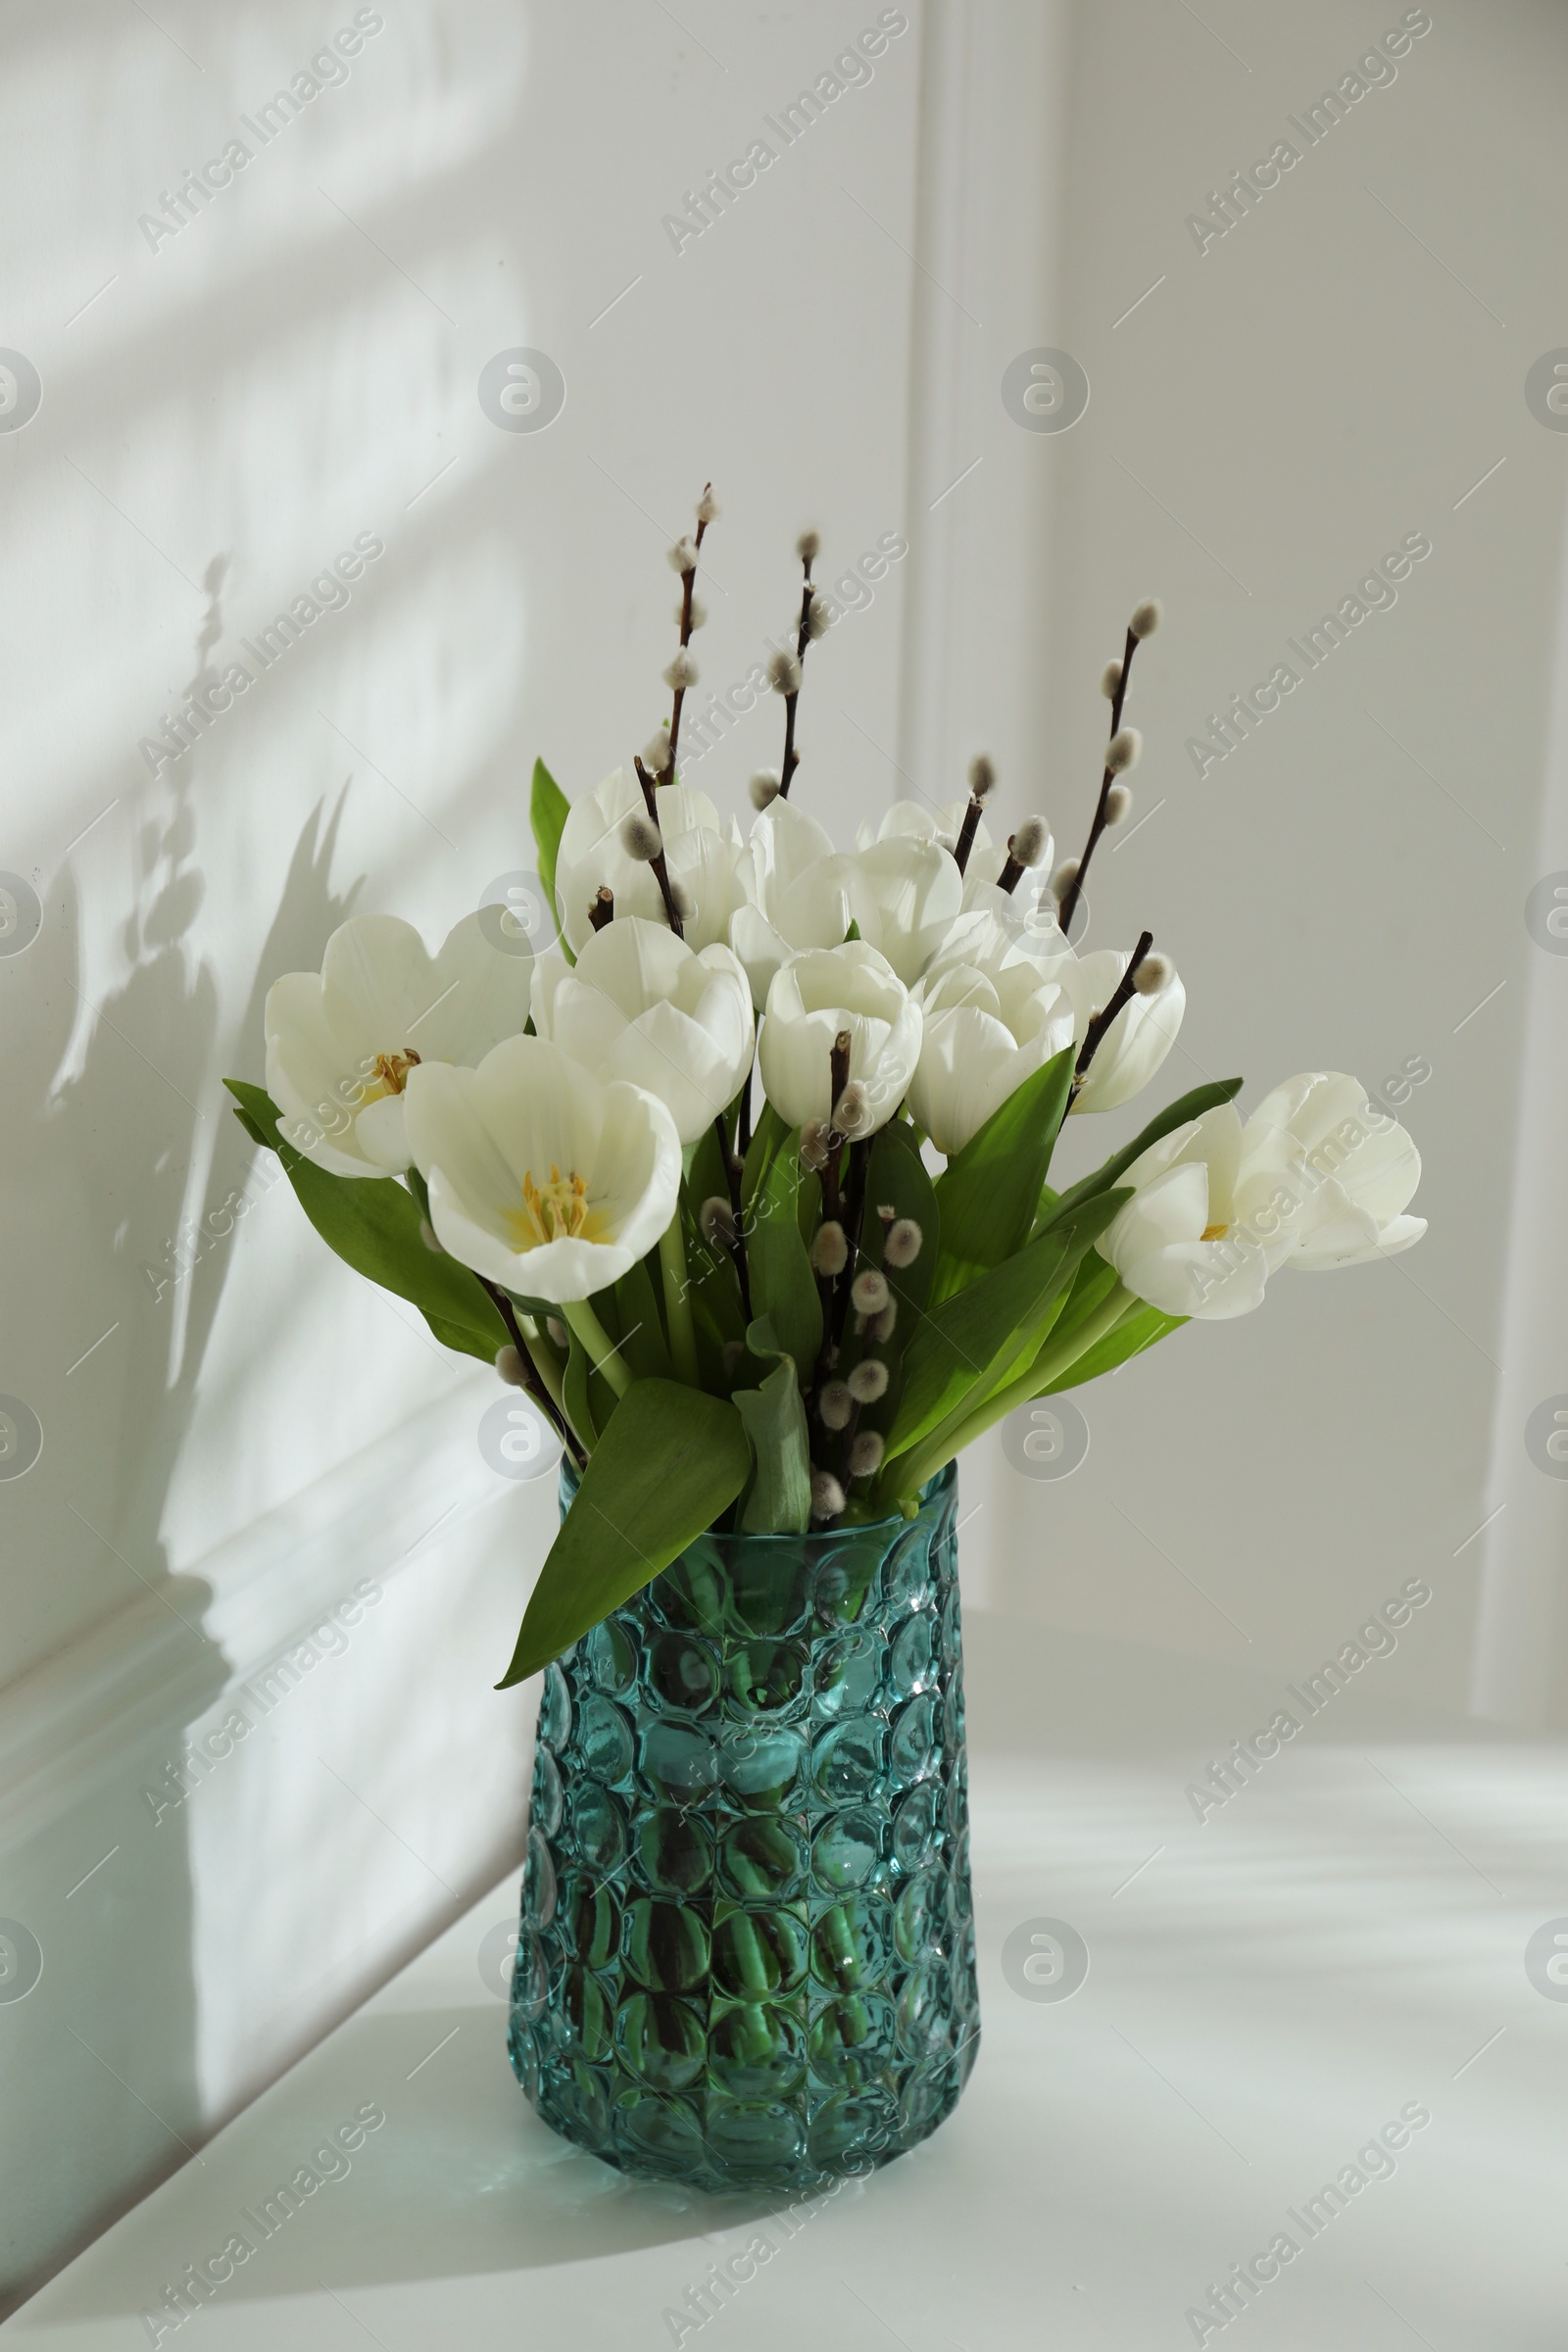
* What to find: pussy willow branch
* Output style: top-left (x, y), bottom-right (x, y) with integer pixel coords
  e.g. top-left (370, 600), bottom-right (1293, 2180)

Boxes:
top-left (1055, 622), bottom-right (1139, 938)
top-left (632, 757), bottom-right (686, 938)
top-left (778, 549), bottom-right (815, 799)
top-left (660, 483), bottom-right (712, 784)
top-left (1067, 930), bottom-right (1153, 1108)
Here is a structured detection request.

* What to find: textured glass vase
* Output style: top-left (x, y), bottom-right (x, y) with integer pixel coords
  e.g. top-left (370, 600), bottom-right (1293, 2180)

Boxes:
top-left (507, 1457), bottom-right (979, 2193)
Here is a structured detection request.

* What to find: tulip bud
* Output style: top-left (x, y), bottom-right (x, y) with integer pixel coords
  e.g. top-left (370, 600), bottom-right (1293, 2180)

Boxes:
top-left (1050, 858), bottom-right (1081, 902)
top-left (750, 767), bottom-right (782, 810)
top-left (1133, 952), bottom-right (1173, 995)
top-left (1009, 816), bottom-right (1051, 868)
top-left (1101, 658), bottom-right (1123, 700)
top-left (768, 648), bottom-right (803, 696)
top-left (495, 1344), bottom-right (526, 1387)
top-left (832, 1080), bottom-right (870, 1138)
top-left (848, 1430), bottom-right (885, 1480)
top-left (810, 1220), bottom-right (849, 1277)
top-left (851, 1267), bottom-right (890, 1316)
top-left (668, 535), bottom-right (698, 573)
top-left (818, 1380), bottom-right (854, 1430)
top-left (663, 649), bottom-right (699, 692)
top-left (696, 486), bottom-right (720, 524)
top-left (869, 1299), bottom-right (898, 1343)
top-left (848, 1357), bottom-right (889, 1403)
top-left (800, 1118), bottom-right (831, 1172)
top-left (547, 1317), bottom-right (568, 1349)
top-left (797, 528), bottom-right (820, 563)
top-left (620, 811), bottom-right (663, 862)
top-left (967, 753), bottom-right (996, 802)
top-left (1130, 597), bottom-right (1162, 639)
top-left (810, 1468), bottom-right (847, 1518)
top-left (1104, 782), bottom-right (1133, 825)
top-left (1105, 727), bottom-right (1142, 774)
top-left (643, 725), bottom-right (672, 772)
top-left (700, 1195), bottom-right (738, 1250)
top-left (419, 1217), bottom-right (443, 1253)
top-left (884, 1217), bottom-right (923, 1268)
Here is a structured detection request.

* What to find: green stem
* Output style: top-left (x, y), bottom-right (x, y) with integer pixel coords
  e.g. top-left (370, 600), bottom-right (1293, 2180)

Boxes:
top-left (515, 1312), bottom-right (567, 1419)
top-left (563, 1298), bottom-right (632, 1397)
top-left (879, 1284), bottom-right (1136, 1506)
top-left (658, 1215), bottom-right (701, 1386)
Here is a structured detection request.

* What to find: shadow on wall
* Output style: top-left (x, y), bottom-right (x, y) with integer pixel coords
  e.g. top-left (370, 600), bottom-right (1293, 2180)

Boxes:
top-left (0, 560), bottom-right (365, 2317)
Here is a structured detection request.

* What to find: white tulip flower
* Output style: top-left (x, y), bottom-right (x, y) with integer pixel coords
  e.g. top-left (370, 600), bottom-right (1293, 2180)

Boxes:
top-left (1098, 1076), bottom-right (1424, 1320)
top-left (556, 768), bottom-right (749, 956)
top-left (1054, 948), bottom-right (1185, 1113)
top-left (264, 912), bottom-right (531, 1178)
top-left (846, 831), bottom-right (965, 984)
top-left (1247, 1072), bottom-right (1427, 1270)
top-left (531, 916), bottom-right (754, 1146)
top-left (403, 1035), bottom-right (681, 1303)
top-left (925, 896), bottom-right (1075, 990)
top-left (908, 959), bottom-right (1075, 1155)
top-left (729, 799), bottom-right (858, 1009)
top-left (868, 799), bottom-right (1055, 919)
top-left (759, 941), bottom-right (922, 1137)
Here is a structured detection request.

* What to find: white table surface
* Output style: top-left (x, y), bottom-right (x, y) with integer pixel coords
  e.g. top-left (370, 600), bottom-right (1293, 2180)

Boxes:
top-left (8, 1616), bottom-right (1565, 2351)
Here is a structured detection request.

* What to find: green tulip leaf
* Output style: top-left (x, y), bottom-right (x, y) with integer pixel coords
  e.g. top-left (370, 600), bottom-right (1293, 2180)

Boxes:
top-left (1042, 1076), bottom-right (1245, 1230)
top-left (730, 1318), bottom-right (812, 1534)
top-left (497, 1379), bottom-right (752, 1684)
top-left (530, 757), bottom-right (573, 964)
top-left (741, 1100), bottom-right (788, 1213)
top-left (1038, 1301), bottom-right (1187, 1392)
top-left (223, 1079), bottom-right (507, 1364)
top-left (929, 1045), bottom-right (1076, 1302)
top-left (882, 1193), bottom-right (1128, 1466)
top-left (747, 1137), bottom-right (822, 1385)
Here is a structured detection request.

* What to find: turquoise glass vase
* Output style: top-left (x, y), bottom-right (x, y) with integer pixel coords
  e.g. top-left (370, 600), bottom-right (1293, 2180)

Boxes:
top-left (507, 1458), bottom-right (979, 2192)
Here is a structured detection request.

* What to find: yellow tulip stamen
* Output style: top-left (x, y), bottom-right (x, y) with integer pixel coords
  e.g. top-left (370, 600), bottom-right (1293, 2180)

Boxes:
top-left (1200, 1222), bottom-right (1229, 1242)
top-left (363, 1048), bottom-right (421, 1103)
top-left (511, 1165), bottom-right (607, 1251)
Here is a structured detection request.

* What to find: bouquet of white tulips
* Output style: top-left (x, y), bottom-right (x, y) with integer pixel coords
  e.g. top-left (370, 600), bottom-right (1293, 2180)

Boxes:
top-left (228, 488), bottom-right (1426, 1688)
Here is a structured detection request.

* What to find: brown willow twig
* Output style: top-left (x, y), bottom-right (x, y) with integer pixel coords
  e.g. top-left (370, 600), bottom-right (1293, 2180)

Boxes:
top-left (1056, 623), bottom-right (1140, 939)
top-left (632, 758), bottom-right (686, 938)
top-left (660, 484), bottom-right (713, 783)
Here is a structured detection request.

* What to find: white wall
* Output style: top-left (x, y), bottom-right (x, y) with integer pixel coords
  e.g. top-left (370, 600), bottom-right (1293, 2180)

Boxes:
top-left (907, 0), bottom-right (1568, 1729)
top-left (0, 0), bottom-right (923, 2308)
